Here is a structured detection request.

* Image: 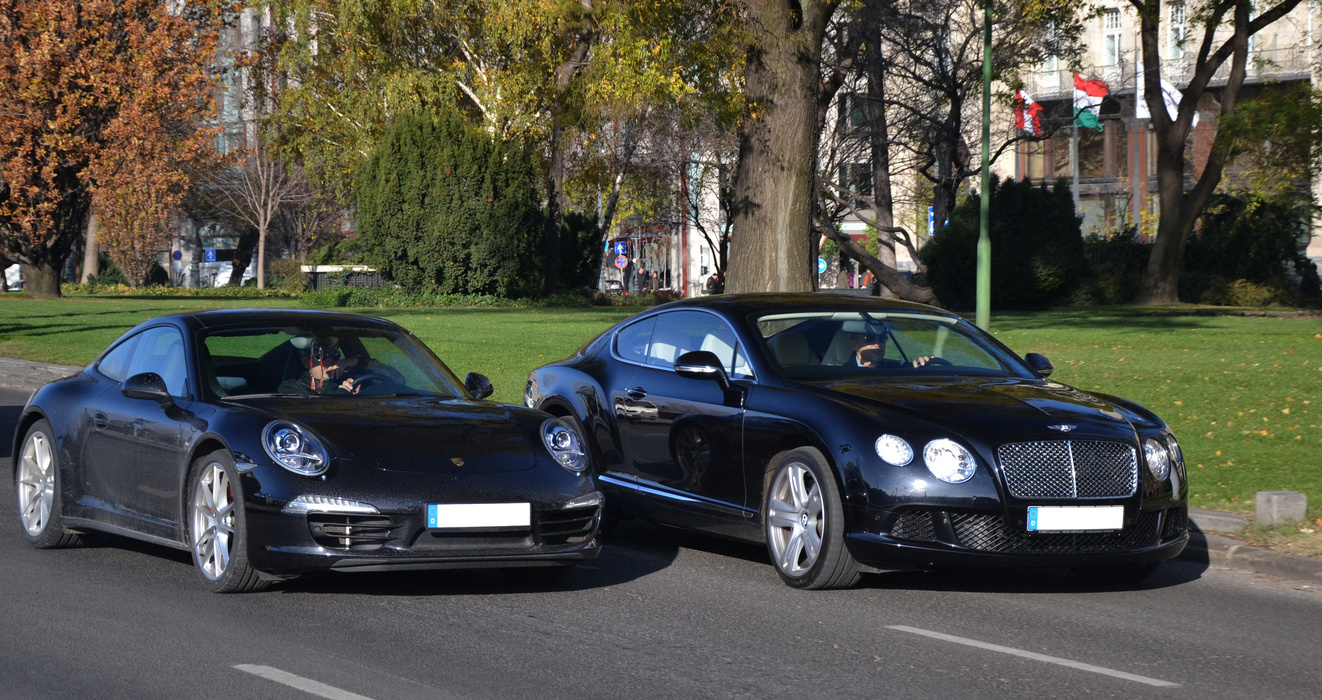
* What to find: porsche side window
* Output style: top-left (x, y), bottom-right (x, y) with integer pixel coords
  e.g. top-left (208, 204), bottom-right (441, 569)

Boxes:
top-left (97, 334), bottom-right (141, 383)
top-left (126, 327), bottom-right (189, 397)
top-left (615, 317), bottom-right (656, 364)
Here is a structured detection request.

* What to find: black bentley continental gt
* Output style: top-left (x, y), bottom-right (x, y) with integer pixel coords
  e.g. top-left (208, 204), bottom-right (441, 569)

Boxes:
top-left (525, 294), bottom-right (1188, 590)
top-left (13, 309), bottom-right (601, 592)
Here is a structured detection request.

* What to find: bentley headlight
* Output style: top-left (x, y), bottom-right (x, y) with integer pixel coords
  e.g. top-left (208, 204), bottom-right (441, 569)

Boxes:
top-left (923, 438), bottom-right (977, 484)
top-left (543, 419), bottom-right (587, 473)
top-left (1144, 437), bottom-right (1171, 481)
top-left (262, 421), bottom-right (329, 476)
top-left (875, 434), bottom-right (914, 466)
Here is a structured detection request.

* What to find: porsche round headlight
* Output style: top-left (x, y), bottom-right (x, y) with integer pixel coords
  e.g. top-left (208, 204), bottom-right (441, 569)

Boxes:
top-left (923, 439), bottom-right (977, 484)
top-left (875, 434), bottom-right (914, 466)
top-left (1144, 437), bottom-right (1171, 481)
top-left (262, 421), bottom-right (328, 476)
top-left (543, 419), bottom-right (587, 473)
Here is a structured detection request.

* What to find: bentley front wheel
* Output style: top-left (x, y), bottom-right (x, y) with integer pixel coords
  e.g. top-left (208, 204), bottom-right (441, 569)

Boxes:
top-left (763, 447), bottom-right (860, 590)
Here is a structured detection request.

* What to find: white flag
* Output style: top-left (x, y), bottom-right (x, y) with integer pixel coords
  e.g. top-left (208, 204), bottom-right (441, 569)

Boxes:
top-left (1137, 66), bottom-right (1199, 126)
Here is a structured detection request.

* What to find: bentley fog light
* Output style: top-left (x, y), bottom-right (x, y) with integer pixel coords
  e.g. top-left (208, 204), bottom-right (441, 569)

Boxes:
top-left (1144, 438), bottom-right (1171, 481)
top-left (543, 419), bottom-right (588, 473)
top-left (923, 439), bottom-right (976, 484)
top-left (262, 421), bottom-right (329, 476)
top-left (875, 434), bottom-right (914, 466)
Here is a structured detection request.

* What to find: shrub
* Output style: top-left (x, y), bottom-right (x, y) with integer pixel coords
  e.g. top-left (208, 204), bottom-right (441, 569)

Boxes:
top-left (1076, 227), bottom-right (1152, 305)
top-left (920, 177), bottom-right (1087, 310)
top-left (1182, 193), bottom-right (1313, 302)
top-left (356, 109), bottom-right (545, 297)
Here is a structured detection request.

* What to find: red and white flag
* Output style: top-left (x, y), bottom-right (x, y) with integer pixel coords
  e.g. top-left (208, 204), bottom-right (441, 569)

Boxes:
top-left (1014, 90), bottom-right (1044, 136)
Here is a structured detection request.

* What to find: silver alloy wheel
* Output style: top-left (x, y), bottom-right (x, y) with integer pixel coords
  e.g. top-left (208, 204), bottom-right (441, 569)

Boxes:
top-left (766, 460), bottom-right (824, 576)
top-left (191, 461), bottom-right (235, 581)
top-left (17, 431), bottom-right (55, 536)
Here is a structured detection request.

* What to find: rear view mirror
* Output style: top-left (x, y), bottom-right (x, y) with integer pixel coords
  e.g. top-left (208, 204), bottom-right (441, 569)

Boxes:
top-left (1024, 353), bottom-right (1055, 378)
top-left (465, 372), bottom-right (494, 400)
top-left (123, 372), bottom-right (173, 406)
top-left (673, 351), bottom-right (731, 391)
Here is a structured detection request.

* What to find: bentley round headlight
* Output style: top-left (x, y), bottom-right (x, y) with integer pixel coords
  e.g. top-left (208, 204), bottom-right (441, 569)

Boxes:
top-left (875, 434), bottom-right (914, 466)
top-left (262, 421), bottom-right (328, 476)
top-left (923, 439), bottom-right (976, 484)
top-left (543, 419), bottom-right (587, 473)
top-left (1144, 437), bottom-right (1171, 481)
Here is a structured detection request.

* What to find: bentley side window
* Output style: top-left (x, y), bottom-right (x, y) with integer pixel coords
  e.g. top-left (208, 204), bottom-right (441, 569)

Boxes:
top-left (614, 317), bottom-right (656, 364)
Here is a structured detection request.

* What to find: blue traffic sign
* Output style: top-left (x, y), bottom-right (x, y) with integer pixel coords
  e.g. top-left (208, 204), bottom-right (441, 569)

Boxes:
top-left (204, 249), bottom-right (216, 263)
top-left (614, 254), bottom-right (629, 269)
top-left (614, 241), bottom-right (627, 255)
top-left (817, 257), bottom-right (828, 274)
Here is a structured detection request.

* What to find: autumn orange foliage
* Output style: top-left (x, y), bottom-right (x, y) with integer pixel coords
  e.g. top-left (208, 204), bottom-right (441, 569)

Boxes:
top-left (0, 0), bottom-right (235, 293)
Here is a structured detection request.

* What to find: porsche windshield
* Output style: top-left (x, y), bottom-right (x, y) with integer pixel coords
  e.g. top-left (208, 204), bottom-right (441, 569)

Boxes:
top-left (751, 310), bottom-right (1025, 379)
top-left (199, 324), bottom-right (465, 399)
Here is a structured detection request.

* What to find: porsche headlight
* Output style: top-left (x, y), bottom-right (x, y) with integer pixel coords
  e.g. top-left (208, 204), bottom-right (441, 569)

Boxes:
top-left (262, 421), bottom-right (329, 476)
top-left (1144, 437), bottom-right (1171, 481)
top-left (923, 439), bottom-right (977, 484)
top-left (543, 419), bottom-right (587, 473)
top-left (875, 434), bottom-right (914, 466)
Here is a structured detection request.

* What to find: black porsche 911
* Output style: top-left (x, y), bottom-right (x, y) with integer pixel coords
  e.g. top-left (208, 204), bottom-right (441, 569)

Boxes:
top-left (525, 294), bottom-right (1188, 590)
top-left (13, 309), bottom-right (601, 592)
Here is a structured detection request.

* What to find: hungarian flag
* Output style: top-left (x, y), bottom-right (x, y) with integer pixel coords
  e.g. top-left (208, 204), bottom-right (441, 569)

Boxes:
top-left (1014, 90), bottom-right (1044, 137)
top-left (1073, 72), bottom-right (1108, 131)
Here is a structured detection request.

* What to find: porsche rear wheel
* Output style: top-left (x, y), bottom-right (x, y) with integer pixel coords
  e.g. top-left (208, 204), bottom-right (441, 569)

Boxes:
top-left (15, 419), bottom-right (81, 548)
top-left (188, 450), bottom-right (267, 593)
top-left (763, 447), bottom-right (861, 590)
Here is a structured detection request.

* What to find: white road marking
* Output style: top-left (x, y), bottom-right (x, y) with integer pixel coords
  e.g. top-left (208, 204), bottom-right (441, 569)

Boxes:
top-left (886, 625), bottom-right (1180, 688)
top-left (234, 664), bottom-right (377, 700)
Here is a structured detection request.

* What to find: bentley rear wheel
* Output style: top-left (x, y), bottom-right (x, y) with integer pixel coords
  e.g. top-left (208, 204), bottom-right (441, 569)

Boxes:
top-left (188, 450), bottom-right (268, 593)
top-left (15, 419), bottom-right (81, 548)
top-left (763, 447), bottom-right (861, 590)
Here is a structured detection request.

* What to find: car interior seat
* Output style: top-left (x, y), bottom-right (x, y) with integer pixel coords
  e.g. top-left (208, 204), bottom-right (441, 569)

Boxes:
top-left (767, 331), bottom-right (818, 367)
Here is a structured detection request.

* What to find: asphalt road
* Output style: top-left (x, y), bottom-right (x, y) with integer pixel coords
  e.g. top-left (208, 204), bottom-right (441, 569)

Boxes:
top-left (2, 386), bottom-right (1320, 700)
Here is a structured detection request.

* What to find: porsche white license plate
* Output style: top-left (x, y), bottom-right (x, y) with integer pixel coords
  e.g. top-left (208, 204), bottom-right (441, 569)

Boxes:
top-left (427, 503), bottom-right (531, 530)
top-left (1026, 505), bottom-right (1123, 532)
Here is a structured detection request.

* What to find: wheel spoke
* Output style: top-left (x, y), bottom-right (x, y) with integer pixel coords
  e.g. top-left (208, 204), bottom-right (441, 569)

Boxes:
top-left (787, 465), bottom-right (808, 509)
top-left (780, 529), bottom-right (805, 571)
top-left (802, 525), bottom-right (822, 562)
top-left (767, 508), bottom-right (799, 530)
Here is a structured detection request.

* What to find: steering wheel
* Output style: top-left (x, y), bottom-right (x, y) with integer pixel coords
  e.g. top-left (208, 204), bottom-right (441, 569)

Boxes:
top-left (920, 357), bottom-right (953, 368)
top-left (347, 371), bottom-right (386, 392)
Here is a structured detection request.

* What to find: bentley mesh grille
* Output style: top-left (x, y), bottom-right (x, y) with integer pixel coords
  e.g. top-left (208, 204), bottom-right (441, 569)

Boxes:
top-left (1162, 506), bottom-right (1188, 540)
top-left (997, 440), bottom-right (1137, 499)
top-left (950, 511), bottom-right (1160, 554)
top-left (308, 514), bottom-right (398, 551)
top-left (888, 511), bottom-right (937, 542)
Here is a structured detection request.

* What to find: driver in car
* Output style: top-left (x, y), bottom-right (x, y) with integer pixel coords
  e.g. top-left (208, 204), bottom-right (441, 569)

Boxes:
top-left (851, 330), bottom-right (935, 369)
top-left (280, 337), bottom-right (365, 395)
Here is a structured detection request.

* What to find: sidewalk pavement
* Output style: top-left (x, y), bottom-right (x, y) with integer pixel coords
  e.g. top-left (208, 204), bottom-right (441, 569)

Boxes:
top-left (2, 357), bottom-right (1320, 586)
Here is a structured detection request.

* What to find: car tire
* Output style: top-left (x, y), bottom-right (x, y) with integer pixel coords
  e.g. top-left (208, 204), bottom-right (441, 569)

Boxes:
top-left (762, 447), bottom-right (861, 590)
top-left (15, 419), bottom-right (82, 549)
top-left (187, 450), bottom-right (268, 593)
top-left (1070, 562), bottom-right (1160, 587)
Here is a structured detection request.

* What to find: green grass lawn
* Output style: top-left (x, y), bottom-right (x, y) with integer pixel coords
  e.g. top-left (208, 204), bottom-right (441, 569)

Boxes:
top-left (2, 294), bottom-right (1319, 522)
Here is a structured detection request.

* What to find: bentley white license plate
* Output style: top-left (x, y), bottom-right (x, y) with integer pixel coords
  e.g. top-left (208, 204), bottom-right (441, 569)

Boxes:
top-left (427, 503), bottom-right (530, 530)
top-left (1026, 505), bottom-right (1123, 532)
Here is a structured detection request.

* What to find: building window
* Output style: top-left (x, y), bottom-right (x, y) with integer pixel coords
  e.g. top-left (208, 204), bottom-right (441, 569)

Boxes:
top-left (1169, 3), bottom-right (1186, 59)
top-left (1103, 9), bottom-right (1122, 66)
top-left (837, 93), bottom-right (868, 132)
top-left (839, 163), bottom-right (873, 207)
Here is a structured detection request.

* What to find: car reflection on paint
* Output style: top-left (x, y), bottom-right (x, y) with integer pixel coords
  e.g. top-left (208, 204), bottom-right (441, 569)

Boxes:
top-left (526, 293), bottom-right (1188, 590)
top-left (13, 309), bottom-right (600, 592)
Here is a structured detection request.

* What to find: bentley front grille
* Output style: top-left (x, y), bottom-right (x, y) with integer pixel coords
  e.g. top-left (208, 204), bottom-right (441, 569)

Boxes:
top-left (997, 440), bottom-right (1138, 499)
top-left (950, 511), bottom-right (1161, 554)
top-left (308, 513), bottom-right (398, 551)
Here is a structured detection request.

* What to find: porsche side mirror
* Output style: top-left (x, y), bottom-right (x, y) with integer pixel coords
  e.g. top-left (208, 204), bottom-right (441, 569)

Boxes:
top-left (1024, 353), bottom-right (1055, 378)
top-left (465, 372), bottom-right (494, 400)
top-left (674, 351), bottom-right (731, 391)
top-left (123, 372), bottom-right (173, 406)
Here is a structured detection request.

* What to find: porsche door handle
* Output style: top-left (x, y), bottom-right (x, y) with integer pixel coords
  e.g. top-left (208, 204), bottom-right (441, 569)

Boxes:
top-left (92, 411), bottom-right (108, 430)
top-left (626, 387), bottom-right (647, 400)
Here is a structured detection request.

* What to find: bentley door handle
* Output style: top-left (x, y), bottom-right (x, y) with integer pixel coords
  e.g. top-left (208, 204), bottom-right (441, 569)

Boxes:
top-left (626, 387), bottom-right (648, 400)
top-left (92, 411), bottom-right (108, 429)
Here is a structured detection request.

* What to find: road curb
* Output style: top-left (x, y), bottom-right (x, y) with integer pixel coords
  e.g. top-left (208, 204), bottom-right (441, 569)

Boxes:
top-left (1, 356), bottom-right (1319, 585)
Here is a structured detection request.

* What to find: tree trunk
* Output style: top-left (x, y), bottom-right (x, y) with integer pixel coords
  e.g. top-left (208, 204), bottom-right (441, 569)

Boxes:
top-left (24, 262), bottom-right (63, 297)
top-left (726, 1), bottom-right (836, 294)
top-left (866, 57), bottom-right (898, 297)
top-left (228, 227), bottom-right (258, 286)
top-left (256, 225), bottom-right (267, 289)
top-left (81, 214), bottom-right (100, 283)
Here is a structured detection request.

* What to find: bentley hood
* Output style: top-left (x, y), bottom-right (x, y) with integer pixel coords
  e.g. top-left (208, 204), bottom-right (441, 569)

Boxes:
top-left (805, 376), bottom-right (1143, 443)
top-left (236, 396), bottom-right (537, 474)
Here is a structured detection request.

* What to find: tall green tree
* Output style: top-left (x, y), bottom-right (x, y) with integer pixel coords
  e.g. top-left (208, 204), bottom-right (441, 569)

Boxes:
top-left (356, 110), bottom-right (545, 297)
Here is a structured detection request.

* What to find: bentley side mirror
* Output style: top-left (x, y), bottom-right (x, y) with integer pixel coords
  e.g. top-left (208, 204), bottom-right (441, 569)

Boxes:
top-left (673, 350), bottom-right (732, 392)
top-left (123, 372), bottom-right (174, 407)
top-left (465, 372), bottom-right (494, 400)
top-left (1024, 353), bottom-right (1055, 378)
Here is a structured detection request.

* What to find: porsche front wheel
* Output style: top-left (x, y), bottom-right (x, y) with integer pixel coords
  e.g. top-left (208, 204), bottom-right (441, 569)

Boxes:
top-left (188, 450), bottom-right (267, 593)
top-left (762, 447), bottom-right (861, 590)
top-left (15, 419), bottom-right (81, 548)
